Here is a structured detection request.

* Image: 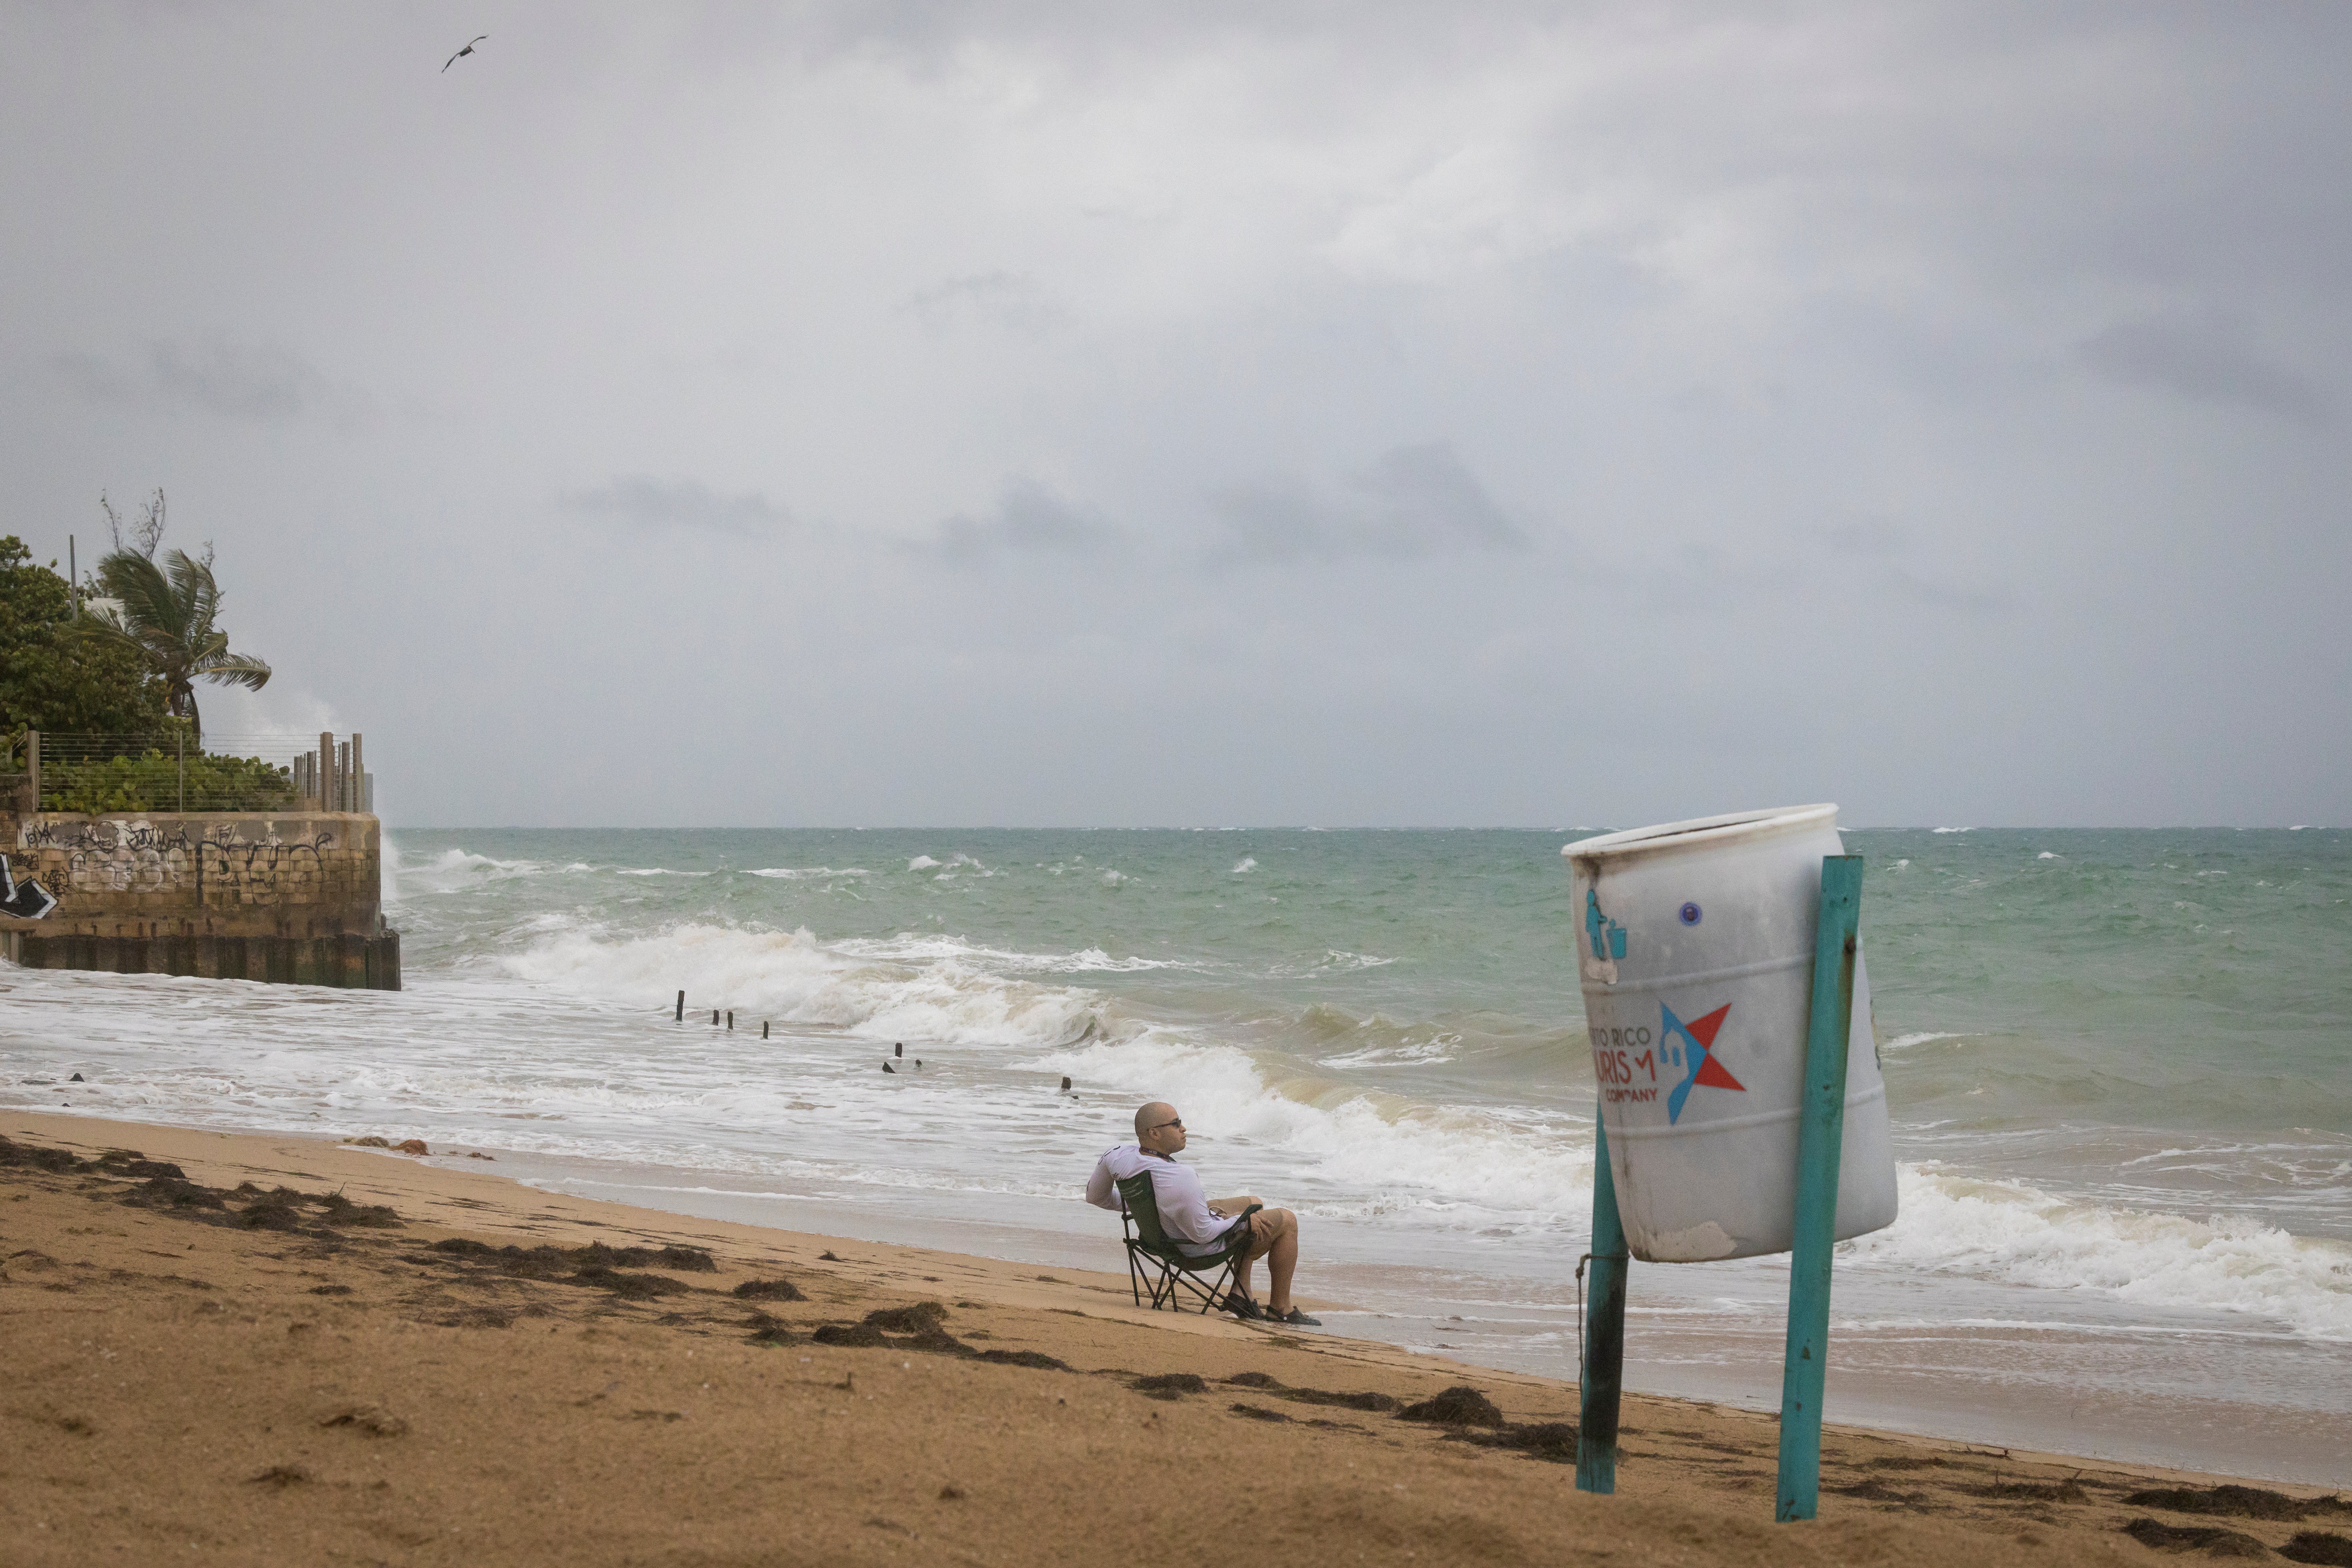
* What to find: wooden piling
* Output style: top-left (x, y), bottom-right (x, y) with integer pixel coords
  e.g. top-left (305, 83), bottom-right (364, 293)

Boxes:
top-left (762, 1021), bottom-right (769, 1039)
top-left (676, 990), bottom-right (684, 1022)
top-left (1775, 855), bottom-right (1866, 1522)
top-left (1576, 1113), bottom-right (1630, 1494)
top-left (727, 1010), bottom-right (734, 1031)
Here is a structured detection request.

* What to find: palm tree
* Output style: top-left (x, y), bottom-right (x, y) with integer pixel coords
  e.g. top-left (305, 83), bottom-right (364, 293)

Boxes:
top-left (88, 547), bottom-right (271, 743)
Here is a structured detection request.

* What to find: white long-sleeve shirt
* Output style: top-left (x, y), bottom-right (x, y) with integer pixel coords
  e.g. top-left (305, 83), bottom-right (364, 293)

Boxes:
top-left (1085, 1142), bottom-right (1242, 1256)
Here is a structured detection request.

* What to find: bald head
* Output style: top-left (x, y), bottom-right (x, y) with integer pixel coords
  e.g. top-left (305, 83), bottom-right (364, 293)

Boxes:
top-left (1135, 1101), bottom-right (1187, 1155)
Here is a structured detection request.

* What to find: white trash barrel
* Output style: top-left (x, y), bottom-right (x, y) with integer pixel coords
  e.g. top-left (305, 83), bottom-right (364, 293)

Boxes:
top-left (1565, 804), bottom-right (1898, 1262)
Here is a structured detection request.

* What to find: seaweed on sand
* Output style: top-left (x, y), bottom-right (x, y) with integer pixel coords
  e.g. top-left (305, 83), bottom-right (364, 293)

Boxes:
top-left (1397, 1386), bottom-right (1505, 1427)
top-left (2121, 1518), bottom-right (2269, 1558)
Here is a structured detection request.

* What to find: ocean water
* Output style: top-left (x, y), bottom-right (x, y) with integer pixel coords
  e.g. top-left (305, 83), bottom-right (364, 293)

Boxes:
top-left (4, 826), bottom-right (2348, 1482)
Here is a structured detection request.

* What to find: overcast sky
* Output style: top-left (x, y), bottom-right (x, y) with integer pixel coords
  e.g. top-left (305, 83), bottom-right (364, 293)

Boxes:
top-left (4, 3), bottom-right (2345, 827)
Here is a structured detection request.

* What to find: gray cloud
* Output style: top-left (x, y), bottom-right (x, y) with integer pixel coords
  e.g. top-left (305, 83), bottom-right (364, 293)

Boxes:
top-left (563, 477), bottom-right (790, 536)
top-left (929, 481), bottom-right (1121, 564)
top-left (2078, 312), bottom-right (2327, 425)
top-left (48, 341), bottom-right (370, 428)
top-left (1207, 443), bottom-right (1529, 567)
top-left (903, 272), bottom-right (1061, 337)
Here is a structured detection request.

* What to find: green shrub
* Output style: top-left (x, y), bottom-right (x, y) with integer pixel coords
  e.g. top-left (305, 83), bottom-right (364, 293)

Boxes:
top-left (39, 748), bottom-right (300, 815)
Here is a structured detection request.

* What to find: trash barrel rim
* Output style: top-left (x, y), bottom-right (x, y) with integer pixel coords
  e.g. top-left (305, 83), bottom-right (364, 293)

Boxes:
top-left (1560, 804), bottom-right (1838, 867)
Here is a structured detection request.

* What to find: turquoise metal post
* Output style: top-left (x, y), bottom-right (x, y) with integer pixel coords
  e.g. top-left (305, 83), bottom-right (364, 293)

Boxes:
top-left (1576, 1112), bottom-right (1630, 1494)
top-left (1776, 854), bottom-right (1865, 1522)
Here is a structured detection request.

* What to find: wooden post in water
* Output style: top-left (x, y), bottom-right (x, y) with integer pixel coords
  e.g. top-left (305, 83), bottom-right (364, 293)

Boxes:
top-left (762, 1021), bottom-right (769, 1039)
top-left (675, 990), bottom-right (685, 1022)
top-left (1576, 1114), bottom-right (1630, 1494)
top-left (1775, 855), bottom-right (1865, 1522)
top-left (726, 1010), bottom-right (734, 1031)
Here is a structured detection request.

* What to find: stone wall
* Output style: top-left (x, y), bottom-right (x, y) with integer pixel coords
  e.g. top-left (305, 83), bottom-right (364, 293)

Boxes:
top-left (0, 809), bottom-right (399, 989)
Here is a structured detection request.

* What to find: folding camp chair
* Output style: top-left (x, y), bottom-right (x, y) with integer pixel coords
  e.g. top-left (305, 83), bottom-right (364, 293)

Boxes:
top-left (1115, 1171), bottom-right (1260, 1315)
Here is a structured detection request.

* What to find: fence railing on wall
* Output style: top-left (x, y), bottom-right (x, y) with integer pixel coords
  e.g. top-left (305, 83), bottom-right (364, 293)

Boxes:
top-left (2, 730), bottom-right (375, 816)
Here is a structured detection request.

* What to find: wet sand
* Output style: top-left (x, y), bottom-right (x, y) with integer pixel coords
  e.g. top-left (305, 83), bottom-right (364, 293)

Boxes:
top-left (5, 1111), bottom-right (2346, 1567)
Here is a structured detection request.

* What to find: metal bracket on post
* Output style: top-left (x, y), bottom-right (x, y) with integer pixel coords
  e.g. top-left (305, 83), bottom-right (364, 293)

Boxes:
top-left (1576, 1113), bottom-right (1631, 1494)
top-left (1775, 854), bottom-right (1865, 1522)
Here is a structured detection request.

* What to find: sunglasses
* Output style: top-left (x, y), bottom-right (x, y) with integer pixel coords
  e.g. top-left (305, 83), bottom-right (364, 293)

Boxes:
top-left (1147, 1117), bottom-right (1184, 1132)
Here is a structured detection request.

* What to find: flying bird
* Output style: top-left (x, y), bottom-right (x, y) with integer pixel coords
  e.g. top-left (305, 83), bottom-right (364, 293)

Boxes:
top-left (443, 35), bottom-right (487, 72)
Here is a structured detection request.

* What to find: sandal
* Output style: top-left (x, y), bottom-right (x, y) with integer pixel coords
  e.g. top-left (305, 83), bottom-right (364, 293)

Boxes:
top-left (1272, 1307), bottom-right (1322, 1327)
top-left (1224, 1294), bottom-right (1264, 1321)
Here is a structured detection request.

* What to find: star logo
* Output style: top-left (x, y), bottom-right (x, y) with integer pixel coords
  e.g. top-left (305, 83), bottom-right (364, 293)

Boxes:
top-left (1661, 1002), bottom-right (1743, 1125)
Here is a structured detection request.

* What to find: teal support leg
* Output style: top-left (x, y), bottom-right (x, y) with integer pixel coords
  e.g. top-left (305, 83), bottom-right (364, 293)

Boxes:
top-left (1776, 854), bottom-right (1866, 1522)
top-left (1577, 1112), bottom-right (1630, 1494)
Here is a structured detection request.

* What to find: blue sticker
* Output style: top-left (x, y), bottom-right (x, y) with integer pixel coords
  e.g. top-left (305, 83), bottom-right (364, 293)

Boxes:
top-left (1678, 901), bottom-right (1702, 926)
top-left (1586, 890), bottom-right (1629, 961)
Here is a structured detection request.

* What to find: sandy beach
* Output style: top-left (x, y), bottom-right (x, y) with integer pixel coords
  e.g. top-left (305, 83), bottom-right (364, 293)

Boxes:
top-left (6, 1111), bottom-right (2345, 1567)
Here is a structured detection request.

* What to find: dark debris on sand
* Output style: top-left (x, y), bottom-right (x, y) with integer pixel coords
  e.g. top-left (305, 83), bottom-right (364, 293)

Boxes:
top-left (2126, 1487), bottom-right (2352, 1524)
top-left (1973, 1479), bottom-right (2090, 1503)
top-left (2280, 1534), bottom-right (2352, 1567)
top-left (319, 1405), bottom-right (409, 1438)
top-left (733, 1278), bottom-right (807, 1302)
top-left (813, 1322), bottom-right (889, 1348)
top-left (1214, 1372), bottom-right (1400, 1413)
top-left (1, 1135), bottom-right (402, 1234)
top-left (800, 1304), bottom-right (1071, 1371)
top-left (1444, 1421), bottom-right (1581, 1463)
top-left (247, 1465), bottom-right (314, 1488)
top-left (864, 1301), bottom-right (949, 1333)
top-left (1133, 1373), bottom-right (1207, 1400)
top-left (420, 1237), bottom-right (711, 1298)
top-left (2122, 1518), bottom-right (2271, 1558)
top-left (1397, 1385), bottom-right (1505, 1428)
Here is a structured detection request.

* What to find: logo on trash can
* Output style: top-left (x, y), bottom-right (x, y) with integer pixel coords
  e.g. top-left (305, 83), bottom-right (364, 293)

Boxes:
top-left (1661, 1001), bottom-right (1743, 1124)
top-left (1585, 890), bottom-right (1627, 961)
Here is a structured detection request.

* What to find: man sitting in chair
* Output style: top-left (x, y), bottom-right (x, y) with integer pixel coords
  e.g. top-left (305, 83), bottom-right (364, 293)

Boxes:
top-left (1084, 1101), bottom-right (1319, 1326)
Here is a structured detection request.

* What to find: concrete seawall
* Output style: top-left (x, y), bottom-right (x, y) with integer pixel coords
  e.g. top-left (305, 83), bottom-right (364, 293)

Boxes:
top-left (0, 810), bottom-right (399, 990)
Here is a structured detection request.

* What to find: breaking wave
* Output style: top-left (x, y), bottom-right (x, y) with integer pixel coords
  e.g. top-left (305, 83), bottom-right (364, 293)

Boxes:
top-left (500, 921), bottom-right (1109, 1049)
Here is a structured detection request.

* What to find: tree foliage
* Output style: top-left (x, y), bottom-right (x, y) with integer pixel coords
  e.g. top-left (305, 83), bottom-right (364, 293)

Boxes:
top-left (0, 535), bottom-right (168, 741)
top-left (87, 497), bottom-right (270, 741)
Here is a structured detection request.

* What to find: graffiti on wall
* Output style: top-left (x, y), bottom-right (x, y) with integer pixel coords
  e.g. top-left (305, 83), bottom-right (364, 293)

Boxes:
top-left (13, 817), bottom-right (344, 905)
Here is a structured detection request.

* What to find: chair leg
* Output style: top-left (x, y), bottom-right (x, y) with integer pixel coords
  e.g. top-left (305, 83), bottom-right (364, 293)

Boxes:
top-left (1199, 1258), bottom-right (1240, 1314)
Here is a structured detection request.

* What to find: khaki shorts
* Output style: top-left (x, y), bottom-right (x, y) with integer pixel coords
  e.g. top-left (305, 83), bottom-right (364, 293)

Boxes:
top-left (1210, 1198), bottom-right (1291, 1262)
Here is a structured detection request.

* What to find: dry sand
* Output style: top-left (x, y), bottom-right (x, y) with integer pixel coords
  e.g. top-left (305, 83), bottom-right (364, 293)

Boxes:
top-left (5, 1110), bottom-right (2347, 1568)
